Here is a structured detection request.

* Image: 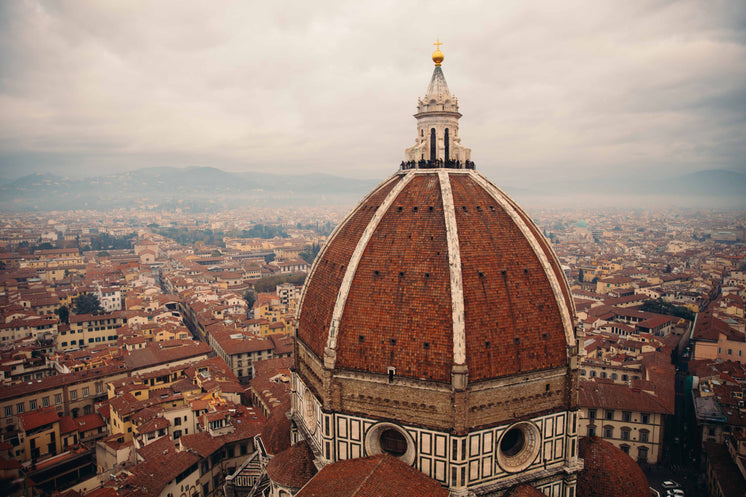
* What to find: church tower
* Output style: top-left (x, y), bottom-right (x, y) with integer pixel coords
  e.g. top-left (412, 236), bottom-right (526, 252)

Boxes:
top-left (290, 44), bottom-right (582, 497)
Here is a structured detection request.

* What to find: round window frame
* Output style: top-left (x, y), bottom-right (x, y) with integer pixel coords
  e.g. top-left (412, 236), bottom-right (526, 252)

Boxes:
top-left (496, 422), bottom-right (541, 473)
top-left (364, 422), bottom-right (416, 465)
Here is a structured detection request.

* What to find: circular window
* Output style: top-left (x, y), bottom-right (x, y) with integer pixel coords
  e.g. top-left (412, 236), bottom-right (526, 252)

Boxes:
top-left (364, 422), bottom-right (416, 465)
top-left (380, 429), bottom-right (407, 457)
top-left (496, 423), bottom-right (541, 473)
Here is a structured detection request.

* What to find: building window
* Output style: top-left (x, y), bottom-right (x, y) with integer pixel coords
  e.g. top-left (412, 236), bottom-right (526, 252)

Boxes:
top-left (173, 430), bottom-right (182, 439)
top-left (590, 370), bottom-right (596, 377)
top-left (640, 429), bottom-right (650, 442)
top-left (605, 410), bottom-right (614, 420)
top-left (42, 397), bottom-right (49, 407)
top-left (641, 414), bottom-right (649, 424)
top-left (621, 428), bottom-right (631, 441)
top-left (4, 406), bottom-right (10, 416)
top-left (70, 390), bottom-right (77, 400)
top-left (55, 394), bottom-right (62, 404)
top-left (589, 409), bottom-right (596, 420)
top-left (29, 400), bottom-right (37, 410)
top-left (16, 403), bottom-right (24, 414)
top-left (622, 374), bottom-right (628, 381)
top-left (83, 387), bottom-right (89, 397)
top-left (622, 411), bottom-right (631, 422)
top-left (620, 444), bottom-right (630, 454)
top-left (587, 426), bottom-right (595, 437)
top-left (604, 426), bottom-right (614, 438)
top-left (174, 417), bottom-right (182, 426)
top-left (638, 446), bottom-right (648, 463)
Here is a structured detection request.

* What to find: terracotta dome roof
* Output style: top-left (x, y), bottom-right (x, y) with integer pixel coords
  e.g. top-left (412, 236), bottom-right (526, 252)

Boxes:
top-left (297, 170), bottom-right (575, 383)
top-left (266, 440), bottom-right (318, 489)
top-left (295, 453), bottom-right (449, 497)
top-left (260, 411), bottom-right (291, 456)
top-left (504, 484), bottom-right (548, 497)
top-left (577, 436), bottom-right (650, 497)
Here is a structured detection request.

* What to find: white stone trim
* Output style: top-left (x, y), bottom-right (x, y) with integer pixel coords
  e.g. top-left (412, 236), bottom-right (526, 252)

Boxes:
top-left (296, 173), bottom-right (401, 322)
top-left (325, 171), bottom-right (416, 354)
top-left (438, 170), bottom-right (466, 365)
top-left (470, 172), bottom-right (576, 347)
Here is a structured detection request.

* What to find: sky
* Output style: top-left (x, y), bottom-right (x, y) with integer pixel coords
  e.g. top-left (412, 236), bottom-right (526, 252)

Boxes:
top-left (0, 0), bottom-right (744, 187)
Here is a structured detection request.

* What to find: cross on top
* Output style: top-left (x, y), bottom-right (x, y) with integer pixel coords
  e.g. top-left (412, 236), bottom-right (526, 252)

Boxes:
top-left (434, 39), bottom-right (443, 51)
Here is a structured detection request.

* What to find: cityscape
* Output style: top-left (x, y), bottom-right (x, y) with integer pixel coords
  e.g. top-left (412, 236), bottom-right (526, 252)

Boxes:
top-left (1, 2), bottom-right (745, 497)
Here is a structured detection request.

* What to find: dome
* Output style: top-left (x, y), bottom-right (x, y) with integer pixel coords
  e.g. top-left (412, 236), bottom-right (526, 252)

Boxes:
top-left (290, 47), bottom-right (582, 497)
top-left (504, 484), bottom-right (548, 497)
top-left (577, 436), bottom-right (650, 497)
top-left (297, 169), bottom-right (575, 385)
top-left (266, 441), bottom-right (318, 490)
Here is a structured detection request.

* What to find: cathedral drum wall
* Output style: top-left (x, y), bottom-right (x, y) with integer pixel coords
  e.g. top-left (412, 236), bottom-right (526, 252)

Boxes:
top-left (465, 368), bottom-right (572, 430)
top-left (293, 372), bottom-right (579, 497)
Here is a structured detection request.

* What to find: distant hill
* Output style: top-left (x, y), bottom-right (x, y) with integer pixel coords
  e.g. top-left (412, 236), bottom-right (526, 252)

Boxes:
top-left (0, 167), bottom-right (379, 212)
top-left (0, 166), bottom-right (742, 212)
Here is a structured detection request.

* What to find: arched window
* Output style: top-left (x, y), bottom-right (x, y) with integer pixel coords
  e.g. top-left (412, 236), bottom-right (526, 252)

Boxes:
top-left (430, 128), bottom-right (436, 161)
top-left (444, 128), bottom-right (450, 161)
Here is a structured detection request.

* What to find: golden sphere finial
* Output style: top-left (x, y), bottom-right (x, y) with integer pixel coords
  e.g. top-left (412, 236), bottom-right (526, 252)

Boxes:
top-left (432, 38), bottom-right (444, 66)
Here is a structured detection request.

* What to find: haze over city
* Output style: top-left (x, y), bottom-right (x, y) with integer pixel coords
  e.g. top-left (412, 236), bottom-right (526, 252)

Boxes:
top-left (1, 0), bottom-right (744, 193)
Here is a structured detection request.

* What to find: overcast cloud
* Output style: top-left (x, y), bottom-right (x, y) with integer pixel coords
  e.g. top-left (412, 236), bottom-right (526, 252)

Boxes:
top-left (0, 0), bottom-right (744, 186)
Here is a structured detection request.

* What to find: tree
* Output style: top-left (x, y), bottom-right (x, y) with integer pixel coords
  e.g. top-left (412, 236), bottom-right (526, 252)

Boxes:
top-left (211, 249), bottom-right (222, 257)
top-left (578, 268), bottom-right (585, 283)
top-left (264, 253), bottom-right (276, 264)
top-left (55, 305), bottom-right (69, 324)
top-left (243, 290), bottom-right (256, 309)
top-left (299, 243), bottom-right (321, 264)
top-left (74, 293), bottom-right (103, 315)
top-left (97, 251), bottom-right (110, 257)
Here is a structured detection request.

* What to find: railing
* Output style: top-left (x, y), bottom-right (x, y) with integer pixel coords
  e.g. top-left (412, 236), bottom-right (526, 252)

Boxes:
top-left (400, 159), bottom-right (476, 170)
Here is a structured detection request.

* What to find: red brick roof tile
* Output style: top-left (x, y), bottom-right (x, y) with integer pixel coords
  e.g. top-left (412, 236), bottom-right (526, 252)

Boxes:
top-left (266, 440), bottom-right (317, 489)
top-left (295, 454), bottom-right (449, 497)
top-left (297, 171), bottom-right (573, 383)
top-left (577, 436), bottom-right (649, 497)
top-left (19, 406), bottom-right (59, 432)
top-left (504, 484), bottom-right (548, 497)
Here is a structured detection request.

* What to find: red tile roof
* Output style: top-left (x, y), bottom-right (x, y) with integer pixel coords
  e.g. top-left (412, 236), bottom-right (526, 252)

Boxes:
top-left (579, 377), bottom-right (673, 415)
top-left (295, 454), bottom-right (449, 497)
top-left (266, 441), bottom-right (317, 489)
top-left (298, 171), bottom-right (573, 384)
top-left (260, 410), bottom-right (291, 456)
top-left (19, 406), bottom-right (59, 432)
top-left (577, 436), bottom-right (649, 497)
top-left (504, 484), bottom-right (548, 497)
